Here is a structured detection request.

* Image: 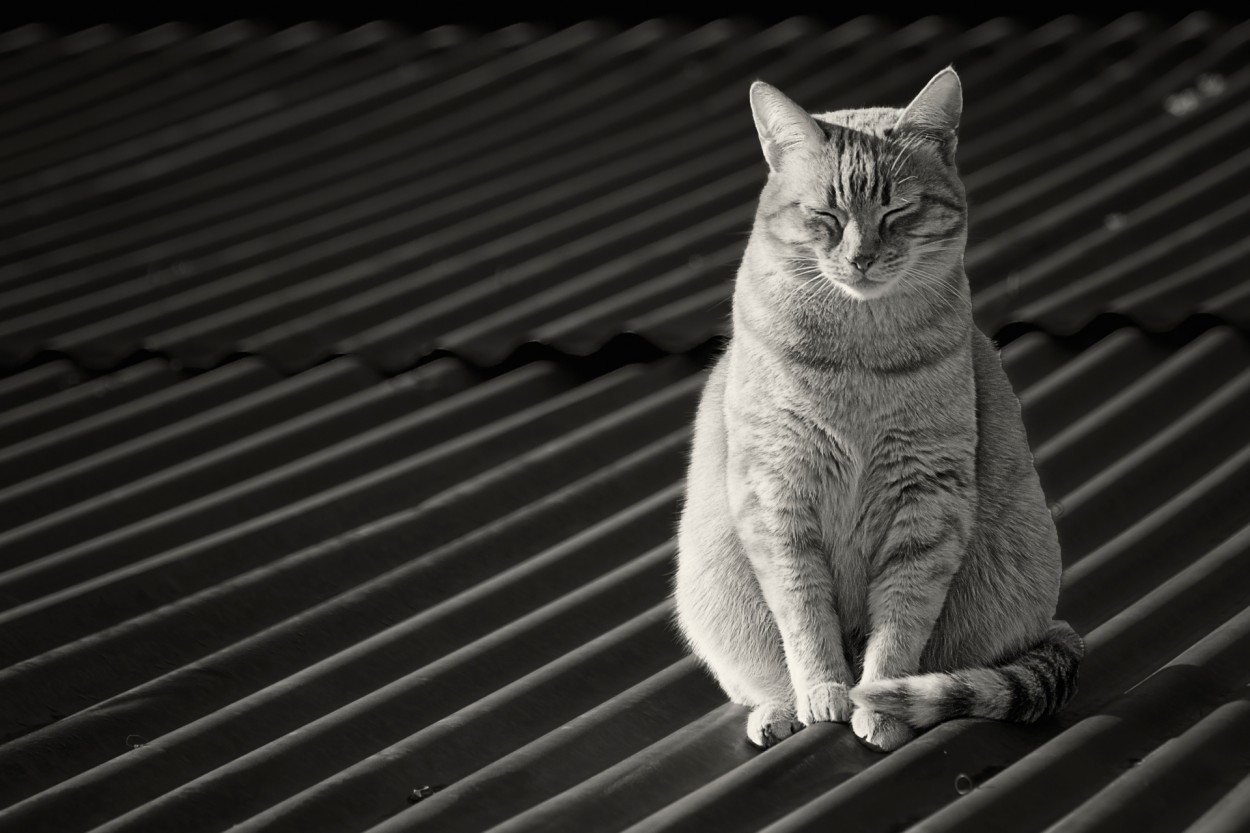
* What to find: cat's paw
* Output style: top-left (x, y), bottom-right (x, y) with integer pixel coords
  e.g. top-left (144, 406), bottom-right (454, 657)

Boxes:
top-left (796, 681), bottom-right (854, 725)
top-left (746, 703), bottom-right (803, 748)
top-left (852, 708), bottom-right (916, 752)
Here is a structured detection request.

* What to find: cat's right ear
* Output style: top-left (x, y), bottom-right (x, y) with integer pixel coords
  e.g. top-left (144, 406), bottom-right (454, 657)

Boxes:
top-left (749, 81), bottom-right (825, 173)
top-left (894, 68), bottom-right (962, 164)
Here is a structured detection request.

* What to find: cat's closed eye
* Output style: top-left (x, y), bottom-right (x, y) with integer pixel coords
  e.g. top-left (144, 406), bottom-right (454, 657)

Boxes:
top-left (807, 207), bottom-right (844, 229)
top-left (880, 202), bottom-right (914, 229)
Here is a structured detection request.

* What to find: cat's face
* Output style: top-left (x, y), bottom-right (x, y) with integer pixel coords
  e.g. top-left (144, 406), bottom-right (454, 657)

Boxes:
top-left (750, 70), bottom-right (967, 304)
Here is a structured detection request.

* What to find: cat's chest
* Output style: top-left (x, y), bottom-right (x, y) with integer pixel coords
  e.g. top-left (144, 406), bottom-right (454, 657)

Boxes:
top-left (734, 369), bottom-right (933, 474)
top-left (727, 355), bottom-right (973, 526)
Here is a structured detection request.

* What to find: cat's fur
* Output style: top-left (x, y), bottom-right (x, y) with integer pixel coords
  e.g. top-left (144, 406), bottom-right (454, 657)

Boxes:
top-left (673, 69), bottom-right (1083, 752)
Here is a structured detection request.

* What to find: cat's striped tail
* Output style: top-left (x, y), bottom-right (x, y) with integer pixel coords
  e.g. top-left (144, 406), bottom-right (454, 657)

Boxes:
top-left (849, 621), bottom-right (1084, 728)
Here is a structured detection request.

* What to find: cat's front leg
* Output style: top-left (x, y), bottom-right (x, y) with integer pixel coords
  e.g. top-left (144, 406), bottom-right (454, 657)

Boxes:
top-left (853, 509), bottom-right (965, 752)
top-left (727, 470), bottom-right (855, 730)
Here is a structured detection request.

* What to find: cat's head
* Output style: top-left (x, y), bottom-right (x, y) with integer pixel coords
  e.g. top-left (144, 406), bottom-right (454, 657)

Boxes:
top-left (749, 69), bottom-right (967, 303)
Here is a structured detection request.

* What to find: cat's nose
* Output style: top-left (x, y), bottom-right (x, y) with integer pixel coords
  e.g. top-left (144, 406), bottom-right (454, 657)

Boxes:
top-left (847, 254), bottom-right (876, 273)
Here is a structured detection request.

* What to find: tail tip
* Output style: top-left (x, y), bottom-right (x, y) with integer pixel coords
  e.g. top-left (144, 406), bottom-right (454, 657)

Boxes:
top-left (850, 679), bottom-right (910, 713)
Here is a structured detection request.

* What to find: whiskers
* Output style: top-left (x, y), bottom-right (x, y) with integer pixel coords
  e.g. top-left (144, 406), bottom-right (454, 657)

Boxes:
top-left (900, 262), bottom-right (969, 318)
top-left (782, 245), bottom-right (968, 315)
top-left (909, 237), bottom-right (964, 256)
top-left (784, 255), bottom-right (850, 307)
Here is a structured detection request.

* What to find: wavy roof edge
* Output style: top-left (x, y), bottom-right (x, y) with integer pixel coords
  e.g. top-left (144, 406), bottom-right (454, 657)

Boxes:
top-left (2, 312), bottom-right (1244, 383)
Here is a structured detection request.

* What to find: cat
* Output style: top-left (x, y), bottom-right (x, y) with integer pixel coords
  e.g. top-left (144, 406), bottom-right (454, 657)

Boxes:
top-left (672, 68), bottom-right (1083, 752)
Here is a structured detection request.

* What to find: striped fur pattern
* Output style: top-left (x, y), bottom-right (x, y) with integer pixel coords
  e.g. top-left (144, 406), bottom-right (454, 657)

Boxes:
top-left (673, 69), bottom-right (1082, 753)
top-left (851, 622), bottom-right (1085, 727)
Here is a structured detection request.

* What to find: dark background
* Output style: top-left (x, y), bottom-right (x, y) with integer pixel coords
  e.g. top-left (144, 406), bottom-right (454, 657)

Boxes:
top-left (2, 3), bottom-right (1243, 32)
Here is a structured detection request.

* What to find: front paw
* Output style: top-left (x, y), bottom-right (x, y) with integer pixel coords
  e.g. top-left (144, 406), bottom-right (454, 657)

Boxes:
top-left (796, 681), bottom-right (854, 725)
top-left (852, 708), bottom-right (916, 752)
top-left (746, 703), bottom-right (803, 748)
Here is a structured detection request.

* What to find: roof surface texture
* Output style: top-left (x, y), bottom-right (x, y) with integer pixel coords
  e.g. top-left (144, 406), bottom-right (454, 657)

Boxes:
top-left (1, 15), bottom-right (1249, 833)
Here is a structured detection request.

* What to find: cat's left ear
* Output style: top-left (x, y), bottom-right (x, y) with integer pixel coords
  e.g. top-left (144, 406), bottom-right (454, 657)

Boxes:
top-left (894, 67), bottom-right (962, 162)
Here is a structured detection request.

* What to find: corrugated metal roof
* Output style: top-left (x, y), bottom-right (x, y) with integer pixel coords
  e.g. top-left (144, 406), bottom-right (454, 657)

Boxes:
top-left (1, 326), bottom-right (1249, 832)
top-left (3, 15), bottom-right (1248, 374)
top-left (2, 14), bottom-right (1249, 833)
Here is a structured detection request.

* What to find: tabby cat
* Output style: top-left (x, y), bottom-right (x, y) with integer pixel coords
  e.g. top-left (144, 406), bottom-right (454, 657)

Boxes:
top-left (673, 69), bottom-right (1083, 752)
